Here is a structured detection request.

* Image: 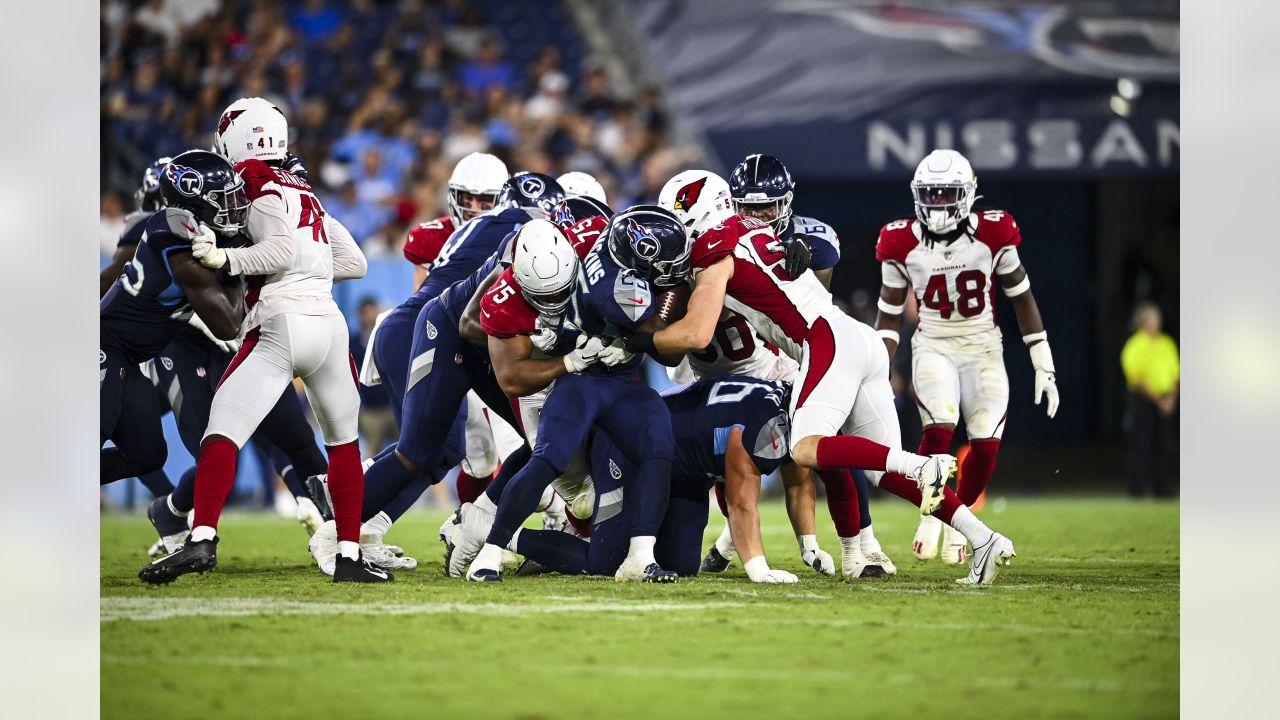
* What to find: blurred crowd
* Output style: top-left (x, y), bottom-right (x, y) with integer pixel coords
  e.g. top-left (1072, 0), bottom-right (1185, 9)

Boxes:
top-left (101, 0), bottom-right (701, 258)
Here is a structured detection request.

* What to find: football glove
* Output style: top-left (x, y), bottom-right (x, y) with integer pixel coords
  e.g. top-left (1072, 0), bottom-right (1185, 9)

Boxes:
top-left (798, 534), bottom-right (836, 576)
top-left (191, 224), bottom-right (227, 269)
top-left (188, 313), bottom-right (241, 354)
top-left (282, 152), bottom-right (309, 180)
top-left (1028, 339), bottom-right (1059, 419)
top-left (744, 556), bottom-right (798, 584)
top-left (784, 235), bottom-right (813, 279)
top-left (563, 335), bottom-right (607, 373)
top-left (597, 337), bottom-right (634, 367)
top-left (530, 327), bottom-right (560, 353)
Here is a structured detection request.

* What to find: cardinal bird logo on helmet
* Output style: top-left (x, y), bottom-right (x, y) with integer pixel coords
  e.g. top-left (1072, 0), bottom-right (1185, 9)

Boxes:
top-left (217, 109), bottom-right (245, 135)
top-left (673, 178), bottom-right (707, 212)
top-left (627, 218), bottom-right (660, 260)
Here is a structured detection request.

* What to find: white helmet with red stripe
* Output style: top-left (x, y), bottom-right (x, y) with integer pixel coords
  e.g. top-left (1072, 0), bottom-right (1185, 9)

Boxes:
top-left (214, 97), bottom-right (289, 165)
top-left (658, 169), bottom-right (734, 239)
top-left (911, 149), bottom-right (977, 234)
top-left (512, 219), bottom-right (579, 316)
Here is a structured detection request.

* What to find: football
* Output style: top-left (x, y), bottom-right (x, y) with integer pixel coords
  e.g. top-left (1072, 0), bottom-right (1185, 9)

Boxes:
top-left (655, 282), bottom-right (691, 324)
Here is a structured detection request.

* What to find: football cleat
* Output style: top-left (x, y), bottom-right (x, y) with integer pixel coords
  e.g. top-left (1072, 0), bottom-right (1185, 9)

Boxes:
top-left (146, 538), bottom-right (166, 558)
top-left (147, 495), bottom-right (190, 556)
top-left (700, 546), bottom-right (732, 573)
top-left (295, 496), bottom-right (324, 537)
top-left (467, 567), bottom-right (502, 583)
top-left (859, 532), bottom-right (896, 575)
top-left (309, 520), bottom-right (338, 577)
top-left (909, 455), bottom-right (956, 515)
top-left (445, 503), bottom-right (494, 578)
top-left (615, 557), bottom-right (679, 583)
top-left (384, 544), bottom-right (406, 557)
top-left (362, 542), bottom-right (417, 571)
top-left (138, 537), bottom-right (217, 584)
top-left (912, 514), bottom-right (943, 560)
top-left (333, 552), bottom-right (393, 583)
top-left (304, 474), bottom-right (334, 521)
top-left (956, 532), bottom-right (1016, 586)
top-left (941, 523), bottom-right (968, 565)
top-left (515, 557), bottom-right (552, 576)
top-left (840, 537), bottom-right (887, 579)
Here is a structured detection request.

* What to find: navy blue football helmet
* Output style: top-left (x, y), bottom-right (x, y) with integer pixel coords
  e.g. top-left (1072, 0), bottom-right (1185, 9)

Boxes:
top-left (496, 171), bottom-right (570, 224)
top-left (728, 153), bottom-right (795, 236)
top-left (135, 156), bottom-right (173, 213)
top-left (159, 149), bottom-right (249, 236)
top-left (606, 205), bottom-right (691, 289)
top-left (557, 195), bottom-right (614, 229)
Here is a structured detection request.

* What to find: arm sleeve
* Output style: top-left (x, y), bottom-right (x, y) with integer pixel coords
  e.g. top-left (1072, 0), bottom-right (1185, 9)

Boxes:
top-left (994, 246), bottom-right (1022, 276)
top-left (328, 216), bottom-right (367, 281)
top-left (880, 261), bottom-right (909, 289)
top-left (225, 194), bottom-right (297, 276)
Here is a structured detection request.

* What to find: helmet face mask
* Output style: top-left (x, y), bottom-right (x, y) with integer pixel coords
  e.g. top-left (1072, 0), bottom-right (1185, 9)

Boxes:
top-left (732, 193), bottom-right (793, 236)
top-left (448, 188), bottom-right (499, 226)
top-left (205, 177), bottom-right (250, 236)
top-left (911, 150), bottom-right (977, 235)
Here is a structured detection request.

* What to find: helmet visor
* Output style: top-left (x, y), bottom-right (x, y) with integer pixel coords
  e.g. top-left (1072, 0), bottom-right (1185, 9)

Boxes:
top-left (912, 184), bottom-right (964, 210)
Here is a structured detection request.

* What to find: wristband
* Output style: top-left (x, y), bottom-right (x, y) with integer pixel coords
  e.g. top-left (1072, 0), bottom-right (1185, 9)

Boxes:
top-left (877, 298), bottom-right (904, 315)
top-left (624, 332), bottom-right (657, 355)
top-left (1022, 331), bottom-right (1047, 346)
top-left (1003, 276), bottom-right (1031, 297)
top-left (877, 328), bottom-right (899, 343)
top-left (743, 555), bottom-right (769, 581)
top-left (798, 534), bottom-right (819, 553)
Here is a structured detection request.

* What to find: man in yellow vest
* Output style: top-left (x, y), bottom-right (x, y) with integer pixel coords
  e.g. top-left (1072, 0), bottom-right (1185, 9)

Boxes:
top-left (1121, 302), bottom-right (1179, 497)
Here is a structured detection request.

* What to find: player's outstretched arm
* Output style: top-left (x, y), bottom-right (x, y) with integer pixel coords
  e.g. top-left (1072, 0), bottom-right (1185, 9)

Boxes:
top-left (170, 252), bottom-right (244, 340)
top-left (487, 334), bottom-right (603, 397)
top-left (215, 195), bottom-right (298, 276)
top-left (654, 256), bottom-right (733, 354)
top-left (1000, 265), bottom-right (1059, 418)
top-left (100, 243), bottom-right (136, 298)
top-left (874, 283), bottom-right (908, 359)
top-left (326, 217), bottom-right (367, 281)
top-left (725, 428), bottom-right (797, 584)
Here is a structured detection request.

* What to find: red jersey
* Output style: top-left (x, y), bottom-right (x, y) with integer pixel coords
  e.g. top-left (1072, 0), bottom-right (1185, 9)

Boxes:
top-left (403, 216), bottom-right (455, 266)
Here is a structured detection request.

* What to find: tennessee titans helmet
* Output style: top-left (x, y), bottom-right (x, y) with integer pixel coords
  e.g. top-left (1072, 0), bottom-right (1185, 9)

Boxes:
top-left (606, 205), bottom-right (691, 288)
top-left (135, 156), bottom-right (173, 213)
top-left (159, 149), bottom-right (249, 236)
top-left (496, 171), bottom-right (570, 224)
top-left (557, 195), bottom-right (614, 229)
top-left (728, 153), bottom-right (795, 235)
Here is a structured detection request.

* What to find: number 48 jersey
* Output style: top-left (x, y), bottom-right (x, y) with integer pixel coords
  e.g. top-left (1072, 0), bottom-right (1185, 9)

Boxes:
top-left (876, 210), bottom-right (1022, 341)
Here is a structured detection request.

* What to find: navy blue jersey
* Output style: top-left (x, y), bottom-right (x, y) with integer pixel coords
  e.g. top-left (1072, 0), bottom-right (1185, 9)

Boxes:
top-left (568, 240), bottom-right (657, 374)
top-left (661, 375), bottom-right (791, 484)
top-left (117, 210), bottom-right (150, 248)
top-left (435, 234), bottom-right (515, 326)
top-left (782, 214), bottom-right (841, 271)
top-left (407, 207), bottom-right (536, 311)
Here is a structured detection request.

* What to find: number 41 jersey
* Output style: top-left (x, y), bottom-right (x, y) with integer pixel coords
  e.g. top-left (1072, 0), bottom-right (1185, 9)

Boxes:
top-left (876, 210), bottom-right (1022, 342)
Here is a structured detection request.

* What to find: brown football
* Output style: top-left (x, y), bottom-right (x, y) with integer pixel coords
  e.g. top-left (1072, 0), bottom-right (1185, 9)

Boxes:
top-left (654, 283), bottom-right (691, 323)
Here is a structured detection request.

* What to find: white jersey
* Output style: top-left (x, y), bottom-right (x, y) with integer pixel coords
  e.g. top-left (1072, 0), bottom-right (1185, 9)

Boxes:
top-left (226, 159), bottom-right (366, 332)
top-left (667, 310), bottom-right (799, 384)
top-left (877, 211), bottom-right (1022, 345)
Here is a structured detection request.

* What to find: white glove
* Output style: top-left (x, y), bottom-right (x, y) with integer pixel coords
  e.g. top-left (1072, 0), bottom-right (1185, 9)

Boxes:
top-left (1028, 339), bottom-right (1059, 419)
top-left (597, 337), bottom-right (634, 367)
top-left (188, 313), bottom-right (240, 354)
top-left (562, 335), bottom-right (607, 373)
top-left (530, 316), bottom-right (561, 353)
top-left (744, 556), bottom-right (798, 584)
top-left (798, 534), bottom-right (835, 576)
top-left (190, 224), bottom-right (227, 269)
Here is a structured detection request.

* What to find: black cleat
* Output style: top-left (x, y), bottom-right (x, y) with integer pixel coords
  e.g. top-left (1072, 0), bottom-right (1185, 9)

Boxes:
top-left (641, 563), bottom-right (679, 583)
top-left (700, 546), bottom-right (731, 573)
top-left (858, 564), bottom-right (889, 579)
top-left (333, 553), bottom-right (393, 583)
top-left (139, 537), bottom-right (217, 584)
top-left (515, 557), bottom-right (552, 576)
top-left (305, 475), bottom-right (334, 522)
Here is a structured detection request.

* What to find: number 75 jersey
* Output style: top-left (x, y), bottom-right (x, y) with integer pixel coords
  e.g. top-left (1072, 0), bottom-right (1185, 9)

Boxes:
top-left (876, 210), bottom-right (1022, 341)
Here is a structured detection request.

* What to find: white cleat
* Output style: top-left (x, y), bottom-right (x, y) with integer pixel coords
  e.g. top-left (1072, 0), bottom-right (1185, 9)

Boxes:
top-left (957, 532), bottom-right (1016, 586)
top-left (445, 503), bottom-right (494, 578)
top-left (146, 538), bottom-right (166, 558)
top-left (912, 514), bottom-right (943, 560)
top-left (840, 536), bottom-right (889, 579)
top-left (362, 542), bottom-right (417, 570)
top-left (941, 523), bottom-right (969, 565)
top-left (909, 454), bottom-right (955, 514)
top-left (308, 520), bottom-right (338, 577)
top-left (295, 496), bottom-right (324, 537)
top-left (860, 534), bottom-right (897, 575)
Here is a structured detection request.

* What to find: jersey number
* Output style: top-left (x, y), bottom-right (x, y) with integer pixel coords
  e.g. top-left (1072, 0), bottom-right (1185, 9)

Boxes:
top-left (299, 195), bottom-right (328, 244)
top-left (748, 229), bottom-right (792, 282)
top-left (691, 314), bottom-right (756, 364)
top-left (489, 279), bottom-right (516, 304)
top-left (707, 379), bottom-right (783, 408)
top-left (922, 270), bottom-right (987, 319)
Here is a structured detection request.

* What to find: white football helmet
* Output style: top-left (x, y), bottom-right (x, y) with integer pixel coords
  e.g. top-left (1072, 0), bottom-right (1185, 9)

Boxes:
top-left (658, 169), bottom-right (734, 239)
top-left (911, 149), bottom-right (977, 234)
top-left (448, 152), bottom-right (509, 228)
top-left (556, 171), bottom-right (607, 204)
top-left (214, 97), bottom-right (289, 165)
top-left (512, 219), bottom-right (579, 316)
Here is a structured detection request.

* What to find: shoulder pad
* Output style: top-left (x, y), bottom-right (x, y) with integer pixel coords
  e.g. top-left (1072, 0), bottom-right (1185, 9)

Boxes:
top-left (971, 209), bottom-right (1021, 251)
top-left (480, 270), bottom-right (536, 339)
top-left (691, 221), bottom-right (742, 269)
top-left (161, 207), bottom-right (203, 242)
top-left (612, 272), bottom-right (654, 323)
top-left (403, 216), bottom-right (455, 265)
top-left (793, 215), bottom-right (839, 243)
top-left (752, 412), bottom-right (791, 464)
top-left (233, 159), bottom-right (281, 201)
top-left (875, 219), bottom-right (919, 264)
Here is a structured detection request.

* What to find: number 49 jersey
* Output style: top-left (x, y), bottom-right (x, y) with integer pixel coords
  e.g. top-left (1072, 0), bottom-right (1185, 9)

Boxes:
top-left (876, 210), bottom-right (1022, 341)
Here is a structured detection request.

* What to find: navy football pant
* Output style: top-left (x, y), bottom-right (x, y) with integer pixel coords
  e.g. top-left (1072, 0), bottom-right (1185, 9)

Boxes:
top-left (370, 300), bottom-right (420, 428)
top-left (101, 348), bottom-right (168, 484)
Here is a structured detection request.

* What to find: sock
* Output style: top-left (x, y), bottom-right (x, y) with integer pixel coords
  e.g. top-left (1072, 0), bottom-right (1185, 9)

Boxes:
top-left (860, 524), bottom-right (882, 553)
top-left (816, 468), bottom-right (861, 537)
top-left (360, 451), bottom-right (421, 522)
top-left (878, 472), bottom-right (964, 524)
top-left (854, 470), bottom-right (872, 530)
top-left (338, 540), bottom-right (360, 561)
top-left (171, 467), bottom-right (196, 513)
top-left (713, 481), bottom-right (729, 517)
top-left (565, 512), bottom-right (593, 538)
top-left (816, 436), bottom-right (890, 472)
top-left (839, 535), bottom-right (861, 558)
top-left (714, 523), bottom-right (735, 557)
top-left (487, 456), bottom-right (558, 549)
top-left (192, 437), bottom-right (239, 531)
top-left (516, 528), bottom-right (590, 574)
top-left (326, 442), bottom-right (364, 544)
top-left (475, 490), bottom-right (499, 514)
top-left (884, 448), bottom-right (930, 476)
top-left (507, 527), bottom-right (523, 552)
top-left (279, 465), bottom-right (307, 500)
top-left (627, 535), bottom-right (657, 567)
top-left (361, 511), bottom-right (392, 544)
top-left (958, 439), bottom-right (1000, 506)
top-left (919, 425), bottom-right (956, 455)
top-left (190, 525), bottom-right (216, 542)
top-left (473, 542), bottom-right (504, 571)
top-left (362, 457), bottom-right (377, 471)
top-left (138, 470), bottom-right (175, 498)
top-left (949, 504), bottom-right (994, 547)
top-left (166, 494), bottom-right (188, 518)
top-left (456, 469), bottom-right (492, 505)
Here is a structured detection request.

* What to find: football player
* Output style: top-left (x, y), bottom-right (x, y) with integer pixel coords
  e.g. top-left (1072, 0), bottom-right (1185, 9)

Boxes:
top-left (463, 206), bottom-right (692, 583)
top-left (556, 171), bottom-right (607, 204)
top-left (139, 98), bottom-right (382, 584)
top-left (100, 156), bottom-right (172, 297)
top-left (642, 170), bottom-right (1017, 584)
top-left (514, 375), bottom-right (798, 583)
top-left (874, 149), bottom-right (1057, 564)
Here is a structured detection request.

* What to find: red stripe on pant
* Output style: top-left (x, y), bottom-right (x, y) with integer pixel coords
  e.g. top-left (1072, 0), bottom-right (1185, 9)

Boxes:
top-left (795, 317), bottom-right (836, 409)
top-left (347, 352), bottom-right (360, 386)
top-left (216, 327), bottom-right (261, 389)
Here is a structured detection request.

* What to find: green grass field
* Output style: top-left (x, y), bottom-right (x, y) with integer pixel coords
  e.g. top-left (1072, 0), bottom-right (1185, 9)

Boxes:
top-left (102, 497), bottom-right (1178, 719)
